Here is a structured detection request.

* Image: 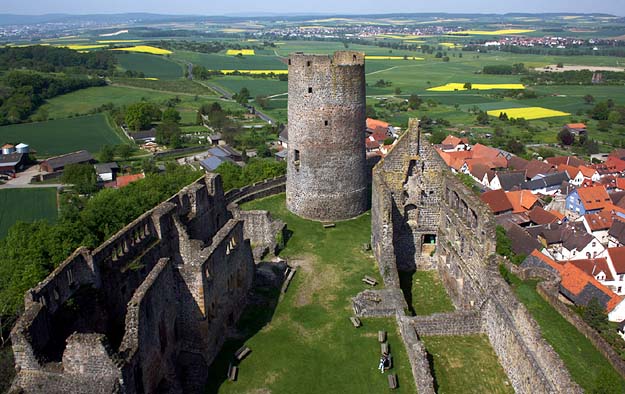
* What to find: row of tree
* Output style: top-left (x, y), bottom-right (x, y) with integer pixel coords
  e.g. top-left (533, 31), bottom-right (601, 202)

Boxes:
top-left (0, 45), bottom-right (116, 73)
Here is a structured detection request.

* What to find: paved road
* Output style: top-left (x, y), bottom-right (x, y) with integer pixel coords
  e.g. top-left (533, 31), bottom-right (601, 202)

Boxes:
top-left (0, 183), bottom-right (65, 189)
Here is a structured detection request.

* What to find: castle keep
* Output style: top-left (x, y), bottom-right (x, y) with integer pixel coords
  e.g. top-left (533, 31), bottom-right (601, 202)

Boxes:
top-left (286, 51), bottom-right (367, 221)
top-left (10, 174), bottom-right (284, 394)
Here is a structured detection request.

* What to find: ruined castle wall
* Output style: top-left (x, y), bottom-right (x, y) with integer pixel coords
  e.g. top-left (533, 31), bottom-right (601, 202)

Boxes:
top-left (224, 176), bottom-right (286, 206)
top-left (286, 51), bottom-right (367, 221)
top-left (62, 333), bottom-right (121, 385)
top-left (397, 315), bottom-right (435, 394)
top-left (409, 310), bottom-right (484, 336)
top-left (119, 258), bottom-right (178, 393)
top-left (233, 209), bottom-right (286, 261)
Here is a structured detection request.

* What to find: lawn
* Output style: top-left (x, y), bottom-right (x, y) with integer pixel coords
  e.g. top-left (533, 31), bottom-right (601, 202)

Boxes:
top-left (0, 188), bottom-right (58, 238)
top-left (206, 194), bottom-right (416, 394)
top-left (509, 274), bottom-right (625, 392)
top-left (116, 52), bottom-right (183, 79)
top-left (421, 335), bottom-right (514, 394)
top-left (399, 270), bottom-right (455, 315)
top-left (0, 114), bottom-right (125, 157)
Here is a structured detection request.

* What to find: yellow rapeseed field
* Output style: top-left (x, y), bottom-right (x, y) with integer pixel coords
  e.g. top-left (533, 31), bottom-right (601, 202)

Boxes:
top-left (365, 56), bottom-right (424, 60)
top-left (111, 46), bottom-right (172, 55)
top-left (427, 83), bottom-right (525, 91)
top-left (449, 29), bottom-right (535, 35)
top-left (97, 40), bottom-right (143, 43)
top-left (487, 107), bottom-right (570, 120)
top-left (63, 44), bottom-right (109, 50)
top-left (218, 69), bottom-right (288, 75)
top-left (220, 28), bottom-right (246, 33)
top-left (439, 42), bottom-right (461, 48)
top-left (226, 49), bottom-right (255, 56)
top-left (143, 77), bottom-right (159, 80)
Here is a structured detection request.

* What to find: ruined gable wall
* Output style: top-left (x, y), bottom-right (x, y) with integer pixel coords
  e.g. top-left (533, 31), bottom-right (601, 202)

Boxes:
top-left (118, 258), bottom-right (178, 393)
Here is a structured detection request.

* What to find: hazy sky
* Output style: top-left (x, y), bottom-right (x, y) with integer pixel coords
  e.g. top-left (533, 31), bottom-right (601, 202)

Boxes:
top-left (3, 0), bottom-right (625, 16)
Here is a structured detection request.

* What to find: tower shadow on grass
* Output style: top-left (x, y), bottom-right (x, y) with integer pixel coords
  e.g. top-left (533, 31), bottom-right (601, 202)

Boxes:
top-left (426, 350), bottom-right (440, 392)
top-left (398, 269), bottom-right (416, 316)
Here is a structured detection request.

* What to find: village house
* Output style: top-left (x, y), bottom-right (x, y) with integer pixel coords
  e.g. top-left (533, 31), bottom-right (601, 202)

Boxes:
top-left (480, 189), bottom-right (514, 215)
top-left (439, 135), bottom-right (470, 152)
top-left (521, 172), bottom-right (569, 195)
top-left (563, 123), bottom-right (588, 136)
top-left (566, 185), bottom-right (611, 215)
top-left (579, 210), bottom-right (613, 245)
top-left (489, 171), bottom-right (526, 191)
top-left (94, 162), bottom-right (120, 182)
top-left (608, 220), bottom-right (625, 247)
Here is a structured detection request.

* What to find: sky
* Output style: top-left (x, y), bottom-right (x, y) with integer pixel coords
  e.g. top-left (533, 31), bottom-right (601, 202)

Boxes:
top-left (3, 0), bottom-right (625, 16)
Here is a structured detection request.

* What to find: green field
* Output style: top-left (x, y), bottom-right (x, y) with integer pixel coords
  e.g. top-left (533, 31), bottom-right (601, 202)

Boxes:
top-left (36, 86), bottom-right (182, 119)
top-left (116, 52), bottom-right (183, 79)
top-left (509, 274), bottom-right (625, 392)
top-left (208, 194), bottom-right (416, 394)
top-left (172, 50), bottom-right (287, 70)
top-left (0, 188), bottom-right (58, 238)
top-left (211, 76), bottom-right (288, 97)
top-left (0, 114), bottom-right (124, 157)
top-left (399, 270), bottom-right (455, 315)
top-left (422, 335), bottom-right (514, 394)
top-left (111, 77), bottom-right (216, 96)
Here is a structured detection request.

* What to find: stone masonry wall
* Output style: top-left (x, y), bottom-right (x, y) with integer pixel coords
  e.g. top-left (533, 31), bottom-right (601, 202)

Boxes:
top-left (371, 119), bottom-right (582, 394)
top-left (286, 51), bottom-right (367, 221)
top-left (10, 173), bottom-right (271, 394)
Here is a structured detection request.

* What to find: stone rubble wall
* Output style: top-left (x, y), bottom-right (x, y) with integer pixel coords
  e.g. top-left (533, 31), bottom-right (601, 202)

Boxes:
top-left (10, 173), bottom-right (274, 394)
top-left (396, 315), bottom-right (435, 394)
top-left (409, 310), bottom-right (484, 336)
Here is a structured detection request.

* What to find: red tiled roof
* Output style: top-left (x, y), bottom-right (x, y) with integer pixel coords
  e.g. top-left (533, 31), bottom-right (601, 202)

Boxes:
top-left (116, 173), bottom-right (145, 188)
top-left (606, 156), bottom-right (625, 173)
top-left (441, 135), bottom-right (468, 146)
top-left (481, 189), bottom-right (513, 214)
top-left (608, 247), bottom-right (625, 274)
top-left (528, 206), bottom-right (559, 225)
top-left (578, 166), bottom-right (598, 178)
top-left (546, 156), bottom-right (585, 168)
top-left (565, 258), bottom-right (614, 281)
top-left (366, 118), bottom-right (389, 130)
top-left (617, 178), bottom-right (625, 190)
top-left (577, 185), bottom-right (611, 211)
top-left (525, 160), bottom-right (556, 179)
top-left (557, 164), bottom-right (580, 179)
top-left (566, 123), bottom-right (587, 129)
top-left (365, 139), bottom-right (380, 149)
top-left (560, 262), bottom-right (622, 312)
top-left (369, 130), bottom-right (388, 142)
top-left (436, 149), bottom-right (473, 171)
top-left (548, 210), bottom-right (566, 220)
top-left (584, 211), bottom-right (613, 231)
top-left (506, 190), bottom-right (539, 214)
top-left (1, 144), bottom-right (14, 149)
top-left (471, 144), bottom-right (507, 168)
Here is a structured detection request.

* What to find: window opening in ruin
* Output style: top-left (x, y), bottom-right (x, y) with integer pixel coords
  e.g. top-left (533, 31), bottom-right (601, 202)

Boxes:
top-left (324, 120), bottom-right (329, 126)
top-left (421, 234), bottom-right (437, 255)
top-left (306, 61), bottom-right (311, 67)
top-left (308, 87), bottom-right (313, 93)
top-left (353, 54), bottom-right (357, 61)
top-left (288, 59), bottom-right (291, 65)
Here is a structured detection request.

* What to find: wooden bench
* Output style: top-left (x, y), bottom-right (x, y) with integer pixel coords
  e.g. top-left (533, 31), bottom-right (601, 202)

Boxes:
top-left (381, 342), bottom-right (389, 354)
top-left (362, 276), bottom-right (377, 286)
top-left (281, 267), bottom-right (297, 294)
top-left (234, 346), bottom-right (251, 361)
top-left (385, 354), bottom-right (393, 370)
top-left (362, 243), bottom-right (371, 251)
top-left (388, 373), bottom-right (398, 389)
top-left (227, 363), bottom-right (238, 381)
top-left (323, 223), bottom-right (336, 228)
top-left (378, 330), bottom-right (387, 343)
top-left (349, 316), bottom-right (362, 328)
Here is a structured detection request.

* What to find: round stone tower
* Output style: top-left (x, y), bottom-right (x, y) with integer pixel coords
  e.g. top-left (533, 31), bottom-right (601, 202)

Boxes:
top-left (286, 51), bottom-right (367, 221)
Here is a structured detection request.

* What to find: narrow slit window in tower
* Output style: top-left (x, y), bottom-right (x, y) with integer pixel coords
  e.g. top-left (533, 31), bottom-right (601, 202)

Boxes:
top-left (353, 54), bottom-right (357, 61)
top-left (308, 87), bottom-right (313, 93)
top-left (288, 59), bottom-right (291, 65)
top-left (306, 61), bottom-right (311, 67)
top-left (324, 120), bottom-right (329, 126)
top-left (294, 149), bottom-right (300, 170)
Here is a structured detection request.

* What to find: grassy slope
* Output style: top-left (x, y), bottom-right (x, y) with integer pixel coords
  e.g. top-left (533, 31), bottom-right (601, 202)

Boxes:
top-left (509, 274), bottom-right (625, 392)
top-left (0, 188), bottom-right (58, 238)
top-left (115, 52), bottom-right (183, 79)
top-left (422, 335), bottom-right (514, 394)
top-left (0, 114), bottom-right (124, 157)
top-left (207, 194), bottom-right (416, 394)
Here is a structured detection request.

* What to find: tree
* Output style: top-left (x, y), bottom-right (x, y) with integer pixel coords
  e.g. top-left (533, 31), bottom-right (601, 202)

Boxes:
top-left (476, 111), bottom-right (490, 125)
top-left (506, 139), bottom-right (525, 155)
top-left (162, 107), bottom-right (181, 124)
top-left (116, 144), bottom-right (133, 160)
top-left (366, 105), bottom-right (377, 119)
top-left (394, 87), bottom-right (402, 95)
top-left (125, 102), bottom-right (162, 131)
top-left (61, 163), bottom-right (97, 194)
top-left (557, 128), bottom-right (574, 145)
top-left (463, 82), bottom-right (472, 90)
top-left (99, 145), bottom-right (115, 163)
top-left (498, 112), bottom-right (509, 121)
top-left (584, 94), bottom-right (595, 105)
top-left (408, 94), bottom-right (422, 110)
top-left (255, 95), bottom-right (269, 109)
top-left (234, 87), bottom-right (250, 105)
top-left (591, 101), bottom-right (610, 121)
top-left (156, 121), bottom-right (182, 148)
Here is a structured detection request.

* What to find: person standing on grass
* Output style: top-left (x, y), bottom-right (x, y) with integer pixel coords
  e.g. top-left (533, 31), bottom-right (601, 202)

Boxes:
top-left (378, 354), bottom-right (386, 373)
